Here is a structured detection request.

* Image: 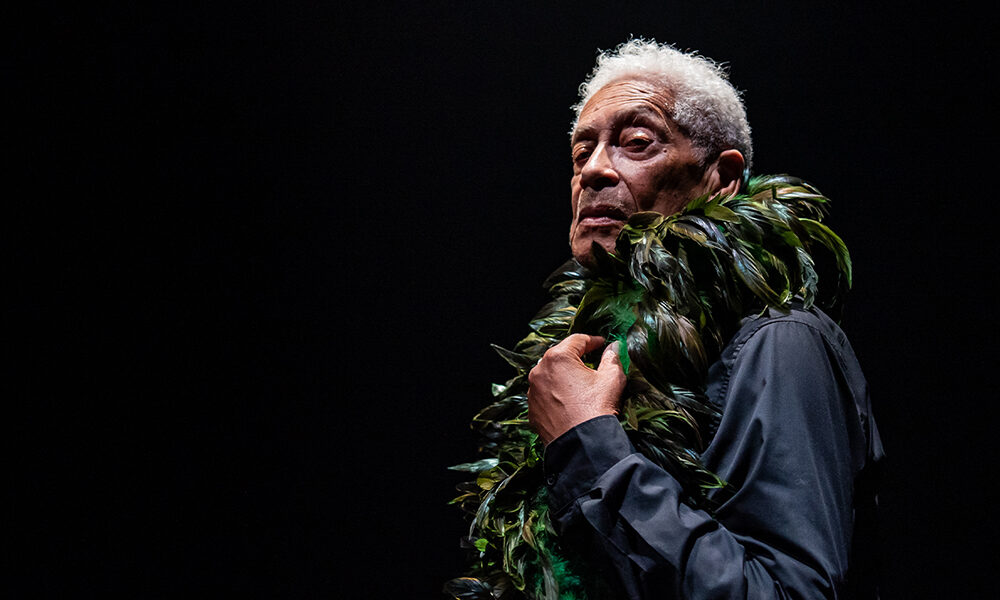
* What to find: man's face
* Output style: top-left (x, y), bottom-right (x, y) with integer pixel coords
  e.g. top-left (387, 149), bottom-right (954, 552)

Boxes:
top-left (569, 79), bottom-right (711, 266)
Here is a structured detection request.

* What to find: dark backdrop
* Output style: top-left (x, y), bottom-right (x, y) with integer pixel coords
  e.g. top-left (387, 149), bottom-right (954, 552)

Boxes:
top-left (13, 2), bottom-right (998, 598)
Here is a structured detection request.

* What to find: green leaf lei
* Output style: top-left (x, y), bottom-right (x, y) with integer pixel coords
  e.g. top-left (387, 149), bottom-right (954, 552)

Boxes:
top-left (445, 175), bottom-right (852, 600)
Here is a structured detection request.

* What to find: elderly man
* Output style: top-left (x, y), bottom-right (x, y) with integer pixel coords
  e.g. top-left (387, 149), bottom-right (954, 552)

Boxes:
top-left (447, 39), bottom-right (882, 600)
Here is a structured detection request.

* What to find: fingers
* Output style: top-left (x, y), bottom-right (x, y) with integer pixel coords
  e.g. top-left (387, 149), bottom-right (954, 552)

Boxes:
top-left (527, 335), bottom-right (626, 441)
top-left (557, 333), bottom-right (606, 358)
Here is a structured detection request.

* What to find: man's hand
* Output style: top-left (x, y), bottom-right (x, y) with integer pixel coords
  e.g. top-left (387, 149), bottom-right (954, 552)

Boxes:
top-left (527, 334), bottom-right (627, 444)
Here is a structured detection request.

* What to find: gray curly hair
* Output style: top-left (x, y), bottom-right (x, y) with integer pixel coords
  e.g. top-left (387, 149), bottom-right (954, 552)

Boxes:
top-left (572, 38), bottom-right (753, 172)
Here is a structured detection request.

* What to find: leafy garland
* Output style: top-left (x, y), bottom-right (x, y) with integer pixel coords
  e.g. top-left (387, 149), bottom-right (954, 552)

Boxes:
top-left (444, 175), bottom-right (852, 600)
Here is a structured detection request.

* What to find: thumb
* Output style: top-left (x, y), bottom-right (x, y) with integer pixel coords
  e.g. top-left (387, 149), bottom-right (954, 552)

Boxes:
top-left (597, 341), bottom-right (627, 383)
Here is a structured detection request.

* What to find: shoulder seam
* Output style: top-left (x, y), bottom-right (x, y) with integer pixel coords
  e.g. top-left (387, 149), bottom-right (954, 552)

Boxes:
top-left (712, 315), bottom-right (842, 412)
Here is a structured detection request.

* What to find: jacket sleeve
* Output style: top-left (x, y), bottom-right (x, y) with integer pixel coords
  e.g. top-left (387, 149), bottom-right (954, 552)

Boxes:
top-left (543, 317), bottom-right (876, 599)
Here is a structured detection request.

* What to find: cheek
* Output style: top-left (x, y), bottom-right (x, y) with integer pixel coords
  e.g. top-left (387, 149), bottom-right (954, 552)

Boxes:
top-left (568, 183), bottom-right (579, 242)
top-left (625, 172), bottom-right (665, 210)
top-left (643, 162), bottom-right (702, 210)
top-left (569, 182), bottom-right (585, 226)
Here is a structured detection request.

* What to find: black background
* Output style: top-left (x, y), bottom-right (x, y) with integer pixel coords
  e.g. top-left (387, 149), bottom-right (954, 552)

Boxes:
top-left (12, 2), bottom-right (999, 598)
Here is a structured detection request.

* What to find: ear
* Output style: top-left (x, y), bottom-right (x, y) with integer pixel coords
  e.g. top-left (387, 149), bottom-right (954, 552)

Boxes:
top-left (703, 149), bottom-right (746, 198)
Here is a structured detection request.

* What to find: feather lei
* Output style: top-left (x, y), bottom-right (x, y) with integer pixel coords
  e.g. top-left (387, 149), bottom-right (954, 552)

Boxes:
top-left (444, 175), bottom-right (853, 600)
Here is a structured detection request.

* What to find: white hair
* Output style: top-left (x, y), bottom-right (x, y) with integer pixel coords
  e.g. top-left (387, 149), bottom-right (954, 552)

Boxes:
top-left (572, 38), bottom-right (753, 171)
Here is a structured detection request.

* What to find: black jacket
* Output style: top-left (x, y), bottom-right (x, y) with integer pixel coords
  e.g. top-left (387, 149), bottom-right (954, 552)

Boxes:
top-left (544, 305), bottom-right (884, 599)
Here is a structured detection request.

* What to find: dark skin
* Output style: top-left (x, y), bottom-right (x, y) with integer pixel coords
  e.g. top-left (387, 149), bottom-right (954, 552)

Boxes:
top-left (527, 79), bottom-right (745, 444)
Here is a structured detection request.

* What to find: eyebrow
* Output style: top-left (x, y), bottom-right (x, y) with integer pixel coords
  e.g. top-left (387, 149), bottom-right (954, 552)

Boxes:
top-left (571, 105), bottom-right (669, 146)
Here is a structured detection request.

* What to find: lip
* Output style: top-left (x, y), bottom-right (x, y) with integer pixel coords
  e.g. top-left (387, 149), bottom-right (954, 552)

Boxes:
top-left (577, 204), bottom-right (628, 227)
top-left (578, 215), bottom-right (625, 227)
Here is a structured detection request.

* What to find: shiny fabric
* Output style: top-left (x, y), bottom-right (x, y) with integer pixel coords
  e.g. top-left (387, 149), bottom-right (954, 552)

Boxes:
top-left (544, 305), bottom-right (884, 599)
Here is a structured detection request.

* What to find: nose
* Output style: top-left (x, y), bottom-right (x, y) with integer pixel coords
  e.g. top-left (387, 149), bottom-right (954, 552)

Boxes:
top-left (580, 143), bottom-right (620, 190)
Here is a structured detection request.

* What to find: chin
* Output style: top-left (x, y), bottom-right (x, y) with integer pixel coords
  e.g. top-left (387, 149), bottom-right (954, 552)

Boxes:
top-left (571, 233), bottom-right (618, 267)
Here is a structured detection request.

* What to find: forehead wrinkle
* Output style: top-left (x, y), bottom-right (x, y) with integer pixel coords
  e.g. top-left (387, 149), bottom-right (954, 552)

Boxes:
top-left (587, 79), bottom-right (672, 113)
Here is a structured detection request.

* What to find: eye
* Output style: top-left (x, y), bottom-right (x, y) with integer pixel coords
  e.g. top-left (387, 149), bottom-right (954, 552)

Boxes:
top-left (621, 130), bottom-right (653, 150)
top-left (571, 145), bottom-right (593, 167)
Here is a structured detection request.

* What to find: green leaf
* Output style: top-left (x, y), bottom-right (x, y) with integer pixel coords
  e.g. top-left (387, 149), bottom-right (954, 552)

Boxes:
top-left (623, 210), bottom-right (664, 232)
top-left (442, 577), bottom-right (495, 600)
top-left (801, 218), bottom-right (853, 286)
top-left (476, 467), bottom-right (505, 490)
top-left (448, 458), bottom-right (500, 473)
top-left (701, 200), bottom-right (740, 223)
top-left (490, 344), bottom-right (536, 372)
